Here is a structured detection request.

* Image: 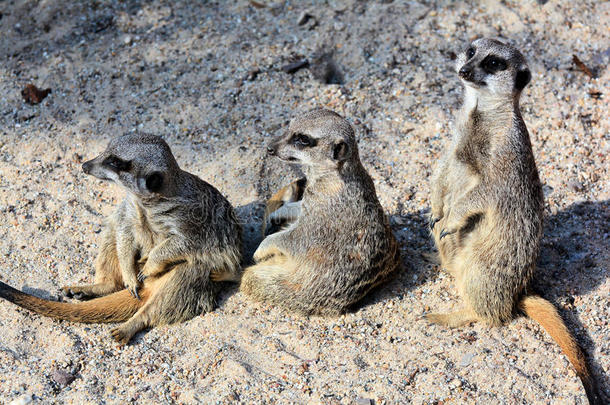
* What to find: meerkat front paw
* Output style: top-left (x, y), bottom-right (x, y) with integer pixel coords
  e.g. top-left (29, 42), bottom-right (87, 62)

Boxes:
top-left (61, 286), bottom-right (92, 300)
top-left (429, 215), bottom-right (442, 230)
top-left (439, 227), bottom-right (457, 239)
top-left (253, 245), bottom-right (283, 263)
top-left (123, 276), bottom-right (141, 300)
top-left (138, 259), bottom-right (164, 280)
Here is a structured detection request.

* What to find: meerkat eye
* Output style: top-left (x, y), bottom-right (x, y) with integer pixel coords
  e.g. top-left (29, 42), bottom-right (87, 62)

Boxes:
top-left (291, 133), bottom-right (316, 148)
top-left (467, 47), bottom-right (476, 60)
top-left (481, 55), bottom-right (508, 73)
top-left (103, 155), bottom-right (131, 171)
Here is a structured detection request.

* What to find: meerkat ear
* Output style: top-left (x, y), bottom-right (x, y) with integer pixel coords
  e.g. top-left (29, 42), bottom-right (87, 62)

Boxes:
top-left (144, 172), bottom-right (164, 193)
top-left (331, 141), bottom-right (351, 162)
top-left (515, 68), bottom-right (531, 91)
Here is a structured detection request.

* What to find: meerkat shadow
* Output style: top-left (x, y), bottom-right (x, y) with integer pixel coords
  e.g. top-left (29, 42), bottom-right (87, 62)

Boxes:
top-left (212, 201), bottom-right (267, 308)
top-left (353, 208), bottom-right (437, 311)
top-left (234, 201), bottom-right (267, 264)
top-left (536, 199), bottom-right (609, 397)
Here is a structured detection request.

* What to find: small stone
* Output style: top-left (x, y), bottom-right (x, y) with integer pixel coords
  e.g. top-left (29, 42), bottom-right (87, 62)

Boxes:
top-left (459, 352), bottom-right (475, 367)
top-left (449, 378), bottom-right (462, 389)
top-left (123, 35), bottom-right (132, 45)
top-left (567, 180), bottom-right (583, 192)
top-left (51, 368), bottom-right (76, 386)
top-left (297, 11), bottom-right (314, 26)
top-left (333, 21), bottom-right (345, 31)
top-left (393, 216), bottom-right (405, 226)
top-left (355, 398), bottom-right (372, 405)
top-left (542, 184), bottom-right (554, 198)
top-left (245, 69), bottom-right (261, 81)
top-left (9, 394), bottom-right (33, 405)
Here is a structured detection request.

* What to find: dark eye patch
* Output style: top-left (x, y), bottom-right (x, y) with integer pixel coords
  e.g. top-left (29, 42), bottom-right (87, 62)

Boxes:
top-left (289, 133), bottom-right (317, 149)
top-left (103, 155), bottom-right (131, 171)
top-left (466, 47), bottom-right (475, 60)
top-left (480, 55), bottom-right (507, 73)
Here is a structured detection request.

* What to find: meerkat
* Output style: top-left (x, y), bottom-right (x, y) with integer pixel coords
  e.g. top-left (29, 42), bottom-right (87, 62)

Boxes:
top-left (428, 38), bottom-right (603, 404)
top-left (0, 134), bottom-right (242, 344)
top-left (240, 108), bottom-right (401, 315)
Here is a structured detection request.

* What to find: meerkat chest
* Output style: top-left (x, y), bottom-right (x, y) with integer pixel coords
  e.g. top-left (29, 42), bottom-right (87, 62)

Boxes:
top-left (131, 200), bottom-right (174, 248)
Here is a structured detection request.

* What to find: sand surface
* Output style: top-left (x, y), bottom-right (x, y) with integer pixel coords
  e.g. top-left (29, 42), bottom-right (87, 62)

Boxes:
top-left (0, 0), bottom-right (608, 403)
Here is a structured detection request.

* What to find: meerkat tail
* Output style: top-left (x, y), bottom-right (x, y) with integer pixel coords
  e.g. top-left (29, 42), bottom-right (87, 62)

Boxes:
top-left (0, 281), bottom-right (146, 323)
top-left (519, 295), bottom-right (603, 405)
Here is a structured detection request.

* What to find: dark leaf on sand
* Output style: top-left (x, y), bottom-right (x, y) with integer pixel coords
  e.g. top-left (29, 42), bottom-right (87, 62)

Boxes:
top-left (281, 59), bottom-right (309, 74)
top-left (21, 84), bottom-right (52, 105)
top-left (249, 0), bottom-right (267, 8)
top-left (572, 55), bottom-right (594, 78)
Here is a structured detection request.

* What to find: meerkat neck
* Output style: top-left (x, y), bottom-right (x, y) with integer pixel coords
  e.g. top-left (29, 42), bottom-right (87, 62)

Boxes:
top-left (462, 86), bottom-right (518, 116)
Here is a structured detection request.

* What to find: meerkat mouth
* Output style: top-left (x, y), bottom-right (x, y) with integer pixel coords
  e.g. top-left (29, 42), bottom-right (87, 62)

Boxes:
top-left (278, 155), bottom-right (299, 163)
top-left (463, 79), bottom-right (486, 88)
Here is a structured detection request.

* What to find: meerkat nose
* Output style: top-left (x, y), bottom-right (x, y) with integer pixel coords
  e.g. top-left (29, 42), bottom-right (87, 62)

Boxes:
top-left (82, 161), bottom-right (92, 174)
top-left (267, 145), bottom-right (276, 156)
top-left (459, 66), bottom-right (473, 79)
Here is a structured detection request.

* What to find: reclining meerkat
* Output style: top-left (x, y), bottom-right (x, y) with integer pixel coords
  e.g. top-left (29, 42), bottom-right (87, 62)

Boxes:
top-left (0, 134), bottom-right (242, 344)
top-left (428, 38), bottom-right (603, 404)
top-left (241, 108), bottom-right (401, 315)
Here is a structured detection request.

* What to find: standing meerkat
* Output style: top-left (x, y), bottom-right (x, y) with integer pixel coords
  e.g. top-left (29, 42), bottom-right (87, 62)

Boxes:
top-left (429, 38), bottom-right (603, 404)
top-left (241, 108), bottom-right (401, 315)
top-left (0, 134), bottom-right (242, 344)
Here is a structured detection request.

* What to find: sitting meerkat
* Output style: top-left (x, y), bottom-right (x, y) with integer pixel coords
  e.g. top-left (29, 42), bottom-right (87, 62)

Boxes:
top-left (429, 38), bottom-right (602, 404)
top-left (0, 134), bottom-right (242, 344)
top-left (241, 108), bottom-right (401, 315)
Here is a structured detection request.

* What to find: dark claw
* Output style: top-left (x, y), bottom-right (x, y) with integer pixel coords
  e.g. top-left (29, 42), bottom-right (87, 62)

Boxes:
top-left (137, 272), bottom-right (147, 283)
top-left (439, 229), bottom-right (454, 239)
top-left (129, 287), bottom-right (140, 300)
top-left (429, 216), bottom-right (440, 230)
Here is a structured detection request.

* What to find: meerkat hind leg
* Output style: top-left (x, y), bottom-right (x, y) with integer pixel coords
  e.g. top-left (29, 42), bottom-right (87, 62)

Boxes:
top-left (110, 291), bottom-right (159, 344)
top-left (62, 234), bottom-right (124, 300)
top-left (427, 308), bottom-right (479, 328)
top-left (61, 282), bottom-right (119, 300)
top-left (110, 308), bottom-right (149, 345)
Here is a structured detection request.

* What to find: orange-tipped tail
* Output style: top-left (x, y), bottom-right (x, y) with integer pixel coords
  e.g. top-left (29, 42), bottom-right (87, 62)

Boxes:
top-left (0, 281), bottom-right (146, 324)
top-left (520, 295), bottom-right (604, 405)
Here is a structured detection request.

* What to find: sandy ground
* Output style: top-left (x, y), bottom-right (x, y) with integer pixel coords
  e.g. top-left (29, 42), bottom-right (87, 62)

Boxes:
top-left (0, 0), bottom-right (608, 403)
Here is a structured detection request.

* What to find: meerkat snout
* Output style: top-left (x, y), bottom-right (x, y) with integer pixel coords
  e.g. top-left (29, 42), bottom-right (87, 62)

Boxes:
top-left (82, 160), bottom-right (92, 174)
top-left (458, 65), bottom-right (474, 81)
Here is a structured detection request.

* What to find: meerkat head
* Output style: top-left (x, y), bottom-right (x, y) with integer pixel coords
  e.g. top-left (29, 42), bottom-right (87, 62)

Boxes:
top-left (266, 108), bottom-right (359, 172)
top-left (81, 133), bottom-right (180, 197)
top-left (456, 38), bottom-right (531, 96)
